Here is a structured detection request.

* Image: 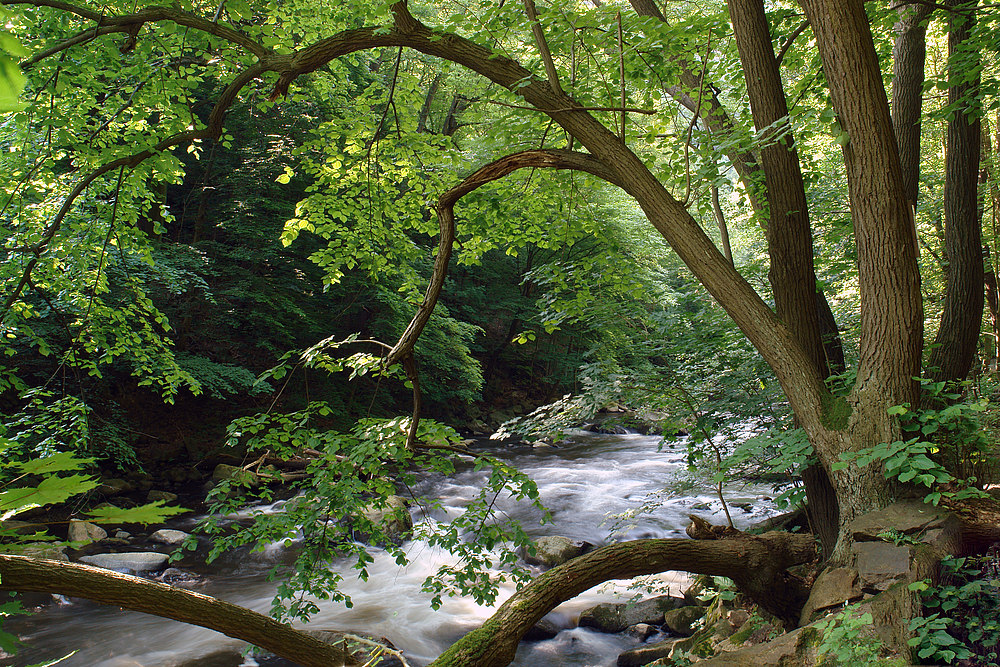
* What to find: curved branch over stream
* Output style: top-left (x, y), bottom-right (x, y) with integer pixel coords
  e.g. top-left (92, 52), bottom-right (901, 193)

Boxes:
top-left (0, 555), bottom-right (361, 667)
top-left (429, 531), bottom-right (816, 667)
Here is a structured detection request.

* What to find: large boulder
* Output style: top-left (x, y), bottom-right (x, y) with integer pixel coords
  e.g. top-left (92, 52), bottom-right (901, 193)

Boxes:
top-left (579, 595), bottom-right (685, 633)
top-left (663, 605), bottom-right (707, 636)
top-left (522, 536), bottom-right (592, 568)
top-left (305, 630), bottom-right (404, 667)
top-left (211, 464), bottom-right (259, 487)
top-left (359, 495), bottom-right (413, 545)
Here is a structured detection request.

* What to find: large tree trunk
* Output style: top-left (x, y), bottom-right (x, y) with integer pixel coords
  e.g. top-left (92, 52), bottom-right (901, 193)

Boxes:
top-left (0, 556), bottom-right (361, 667)
top-left (725, 0), bottom-right (839, 557)
top-left (891, 3), bottom-right (933, 211)
top-left (928, 0), bottom-right (984, 385)
top-left (798, 0), bottom-right (923, 553)
top-left (428, 531), bottom-right (816, 667)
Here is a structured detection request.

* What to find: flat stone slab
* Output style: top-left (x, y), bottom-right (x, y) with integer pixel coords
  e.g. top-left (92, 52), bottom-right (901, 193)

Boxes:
top-left (78, 552), bottom-right (169, 573)
top-left (848, 500), bottom-right (947, 541)
top-left (617, 639), bottom-right (681, 667)
top-left (853, 541), bottom-right (911, 591)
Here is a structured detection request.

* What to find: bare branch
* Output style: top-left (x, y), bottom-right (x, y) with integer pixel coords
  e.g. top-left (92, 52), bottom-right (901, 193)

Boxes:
top-left (776, 20), bottom-right (810, 67)
top-left (524, 0), bottom-right (564, 94)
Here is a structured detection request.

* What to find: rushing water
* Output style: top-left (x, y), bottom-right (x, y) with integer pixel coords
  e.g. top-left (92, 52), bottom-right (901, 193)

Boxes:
top-left (7, 430), bottom-right (781, 667)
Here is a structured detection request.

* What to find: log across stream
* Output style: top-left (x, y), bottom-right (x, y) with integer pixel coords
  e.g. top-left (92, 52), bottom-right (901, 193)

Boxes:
top-left (8, 430), bottom-right (783, 667)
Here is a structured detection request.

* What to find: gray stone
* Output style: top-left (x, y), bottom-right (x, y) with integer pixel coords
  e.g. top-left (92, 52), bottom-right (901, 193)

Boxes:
top-left (523, 617), bottom-right (561, 641)
top-left (663, 605), bottom-right (706, 636)
top-left (523, 535), bottom-right (591, 568)
top-left (67, 519), bottom-right (107, 545)
top-left (304, 630), bottom-right (404, 667)
top-left (147, 489), bottom-right (178, 503)
top-left (175, 649), bottom-right (242, 667)
top-left (616, 639), bottom-right (681, 667)
top-left (799, 566), bottom-right (863, 625)
top-left (159, 568), bottom-right (203, 586)
top-left (78, 551), bottom-right (169, 573)
top-left (115, 530), bottom-right (132, 539)
top-left (20, 543), bottom-right (68, 561)
top-left (853, 541), bottom-right (911, 591)
top-left (211, 463), bottom-right (258, 486)
top-left (692, 625), bottom-right (820, 667)
top-left (626, 623), bottom-right (659, 641)
top-left (579, 595), bottom-right (685, 633)
top-left (150, 528), bottom-right (190, 546)
top-left (0, 520), bottom-right (46, 536)
top-left (360, 495), bottom-right (413, 544)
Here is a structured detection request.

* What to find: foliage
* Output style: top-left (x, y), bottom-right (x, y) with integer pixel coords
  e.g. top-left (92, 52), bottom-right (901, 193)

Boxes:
top-left (815, 606), bottom-right (906, 666)
top-left (196, 409), bottom-right (545, 621)
top-left (908, 554), bottom-right (1000, 665)
top-left (833, 380), bottom-right (993, 505)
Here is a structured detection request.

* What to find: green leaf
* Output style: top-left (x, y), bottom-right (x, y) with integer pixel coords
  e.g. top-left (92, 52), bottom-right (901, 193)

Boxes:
top-left (14, 452), bottom-right (93, 476)
top-left (86, 501), bottom-right (189, 524)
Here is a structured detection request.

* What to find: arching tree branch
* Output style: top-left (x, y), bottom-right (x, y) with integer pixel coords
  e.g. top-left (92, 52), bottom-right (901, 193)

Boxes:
top-left (429, 531), bottom-right (817, 667)
top-left (5, 0), bottom-right (270, 58)
top-left (382, 149), bottom-right (622, 449)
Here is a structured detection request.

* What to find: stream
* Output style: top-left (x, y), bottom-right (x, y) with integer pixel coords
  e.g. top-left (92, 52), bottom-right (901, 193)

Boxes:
top-left (8, 430), bottom-right (782, 667)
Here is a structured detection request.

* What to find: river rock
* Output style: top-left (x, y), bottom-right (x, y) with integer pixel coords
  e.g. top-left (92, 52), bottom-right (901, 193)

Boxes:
top-left (616, 638), bottom-right (683, 667)
top-left (305, 630), bottom-right (404, 667)
top-left (690, 625), bottom-right (820, 666)
top-left (158, 567), bottom-right (204, 587)
top-left (522, 535), bottom-right (591, 568)
top-left (150, 528), bottom-right (190, 546)
top-left (579, 595), bottom-right (685, 633)
top-left (98, 478), bottom-right (133, 496)
top-left (67, 519), bottom-right (107, 544)
top-left (0, 520), bottom-right (46, 536)
top-left (360, 495), bottom-right (412, 544)
top-left (626, 623), bottom-right (659, 641)
top-left (523, 617), bottom-right (561, 640)
top-left (78, 551), bottom-right (169, 573)
top-left (21, 543), bottom-right (68, 561)
top-left (176, 649), bottom-right (243, 666)
top-left (663, 605), bottom-right (706, 636)
top-left (211, 463), bottom-right (258, 486)
top-left (147, 489), bottom-right (178, 503)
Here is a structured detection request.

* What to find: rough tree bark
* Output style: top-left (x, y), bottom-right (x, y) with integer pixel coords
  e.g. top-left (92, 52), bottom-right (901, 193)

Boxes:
top-left (725, 0), bottom-right (839, 556)
top-left (928, 0), bottom-right (984, 385)
top-left (891, 2), bottom-right (933, 211)
top-left (798, 0), bottom-right (923, 550)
